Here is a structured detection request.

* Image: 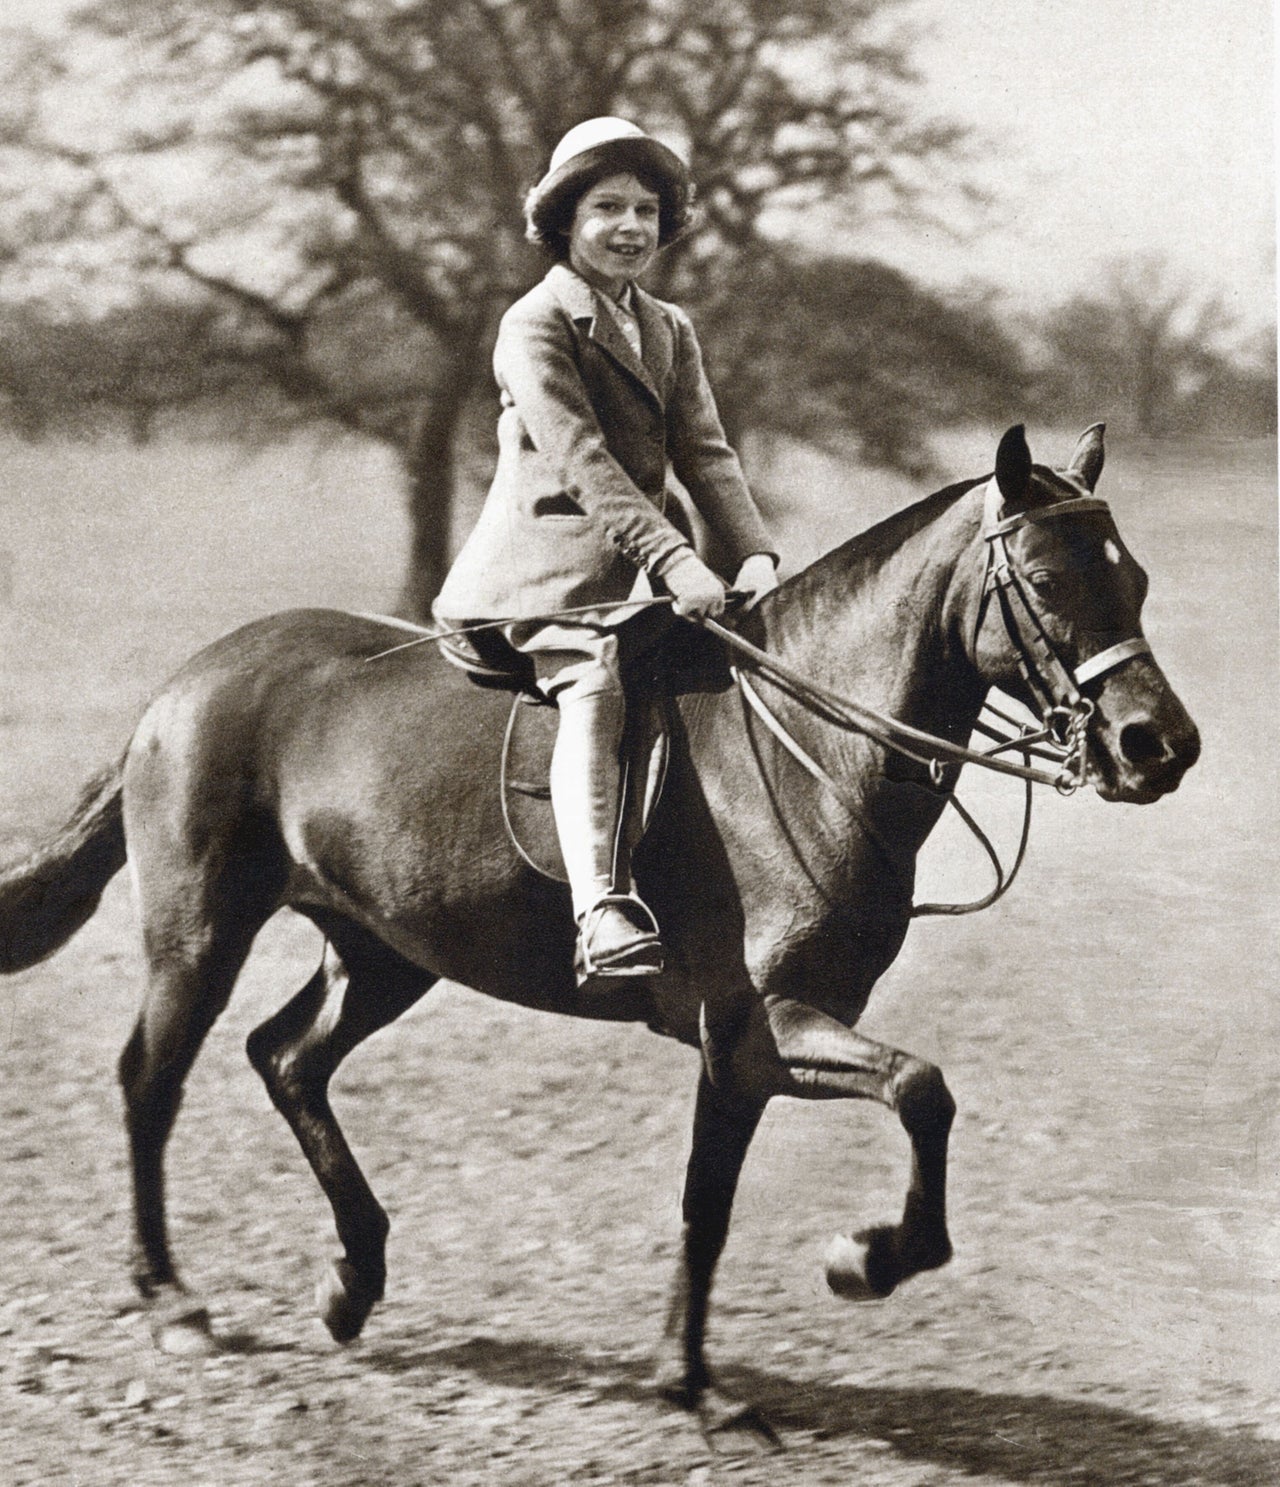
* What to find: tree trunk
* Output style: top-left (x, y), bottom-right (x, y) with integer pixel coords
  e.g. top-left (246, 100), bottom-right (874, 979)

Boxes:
top-left (396, 320), bottom-right (491, 621)
top-left (397, 313), bottom-right (494, 619)
top-left (128, 401), bottom-right (156, 445)
top-left (397, 396), bottom-right (461, 621)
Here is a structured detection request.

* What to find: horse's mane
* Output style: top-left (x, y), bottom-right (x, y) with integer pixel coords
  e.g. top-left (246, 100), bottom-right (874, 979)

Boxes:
top-left (780, 472), bottom-right (989, 604)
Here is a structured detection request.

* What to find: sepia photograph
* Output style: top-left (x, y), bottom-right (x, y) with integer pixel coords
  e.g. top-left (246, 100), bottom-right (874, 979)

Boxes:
top-left (1, 2), bottom-right (1275, 1483)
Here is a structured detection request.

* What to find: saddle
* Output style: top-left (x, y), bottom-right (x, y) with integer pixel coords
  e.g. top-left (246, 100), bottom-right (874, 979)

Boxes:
top-left (501, 690), bottom-right (671, 883)
top-left (454, 617), bottom-right (736, 883)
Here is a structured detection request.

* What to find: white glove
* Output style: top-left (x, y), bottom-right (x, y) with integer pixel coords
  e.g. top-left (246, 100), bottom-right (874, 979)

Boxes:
top-left (733, 552), bottom-right (779, 608)
top-left (663, 550), bottom-right (727, 620)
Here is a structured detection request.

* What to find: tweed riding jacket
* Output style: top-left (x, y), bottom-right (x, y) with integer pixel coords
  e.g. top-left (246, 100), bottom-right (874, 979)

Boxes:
top-left (433, 263), bottom-right (774, 623)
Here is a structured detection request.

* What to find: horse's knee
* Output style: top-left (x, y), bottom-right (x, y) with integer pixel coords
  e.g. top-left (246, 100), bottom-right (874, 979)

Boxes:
top-left (892, 1058), bottom-right (955, 1137)
top-left (118, 1018), bottom-right (186, 1136)
top-left (245, 1017), bottom-right (281, 1085)
top-left (247, 958), bottom-right (344, 1105)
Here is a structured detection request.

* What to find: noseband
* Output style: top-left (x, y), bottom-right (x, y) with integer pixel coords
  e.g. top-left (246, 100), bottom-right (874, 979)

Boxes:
top-left (977, 478), bottom-right (1152, 793)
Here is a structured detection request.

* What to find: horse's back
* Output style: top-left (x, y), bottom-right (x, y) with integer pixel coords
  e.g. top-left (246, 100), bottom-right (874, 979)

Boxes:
top-left (133, 607), bottom-right (502, 762)
top-left (128, 604), bottom-right (518, 855)
top-left (122, 609), bottom-right (590, 1007)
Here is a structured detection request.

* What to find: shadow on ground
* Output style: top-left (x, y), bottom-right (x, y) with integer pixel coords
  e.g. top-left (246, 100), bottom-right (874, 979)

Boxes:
top-left (361, 1332), bottom-right (1278, 1486)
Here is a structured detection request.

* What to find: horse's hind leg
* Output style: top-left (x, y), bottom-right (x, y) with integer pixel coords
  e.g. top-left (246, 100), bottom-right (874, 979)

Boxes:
top-left (245, 919), bottom-right (435, 1343)
top-left (761, 998), bottom-right (956, 1301)
top-left (118, 897), bottom-right (264, 1352)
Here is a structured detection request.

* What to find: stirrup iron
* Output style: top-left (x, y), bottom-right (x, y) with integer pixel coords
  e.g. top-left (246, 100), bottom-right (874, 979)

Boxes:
top-left (575, 893), bottom-right (665, 983)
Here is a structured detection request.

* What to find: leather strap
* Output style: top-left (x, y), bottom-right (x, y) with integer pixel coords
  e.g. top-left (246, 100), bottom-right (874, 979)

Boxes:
top-left (1074, 636), bottom-right (1152, 687)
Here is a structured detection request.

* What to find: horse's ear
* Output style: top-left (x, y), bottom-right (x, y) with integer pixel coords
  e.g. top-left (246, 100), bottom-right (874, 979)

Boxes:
top-left (994, 424), bottom-right (1032, 506)
top-left (1067, 422), bottom-right (1106, 491)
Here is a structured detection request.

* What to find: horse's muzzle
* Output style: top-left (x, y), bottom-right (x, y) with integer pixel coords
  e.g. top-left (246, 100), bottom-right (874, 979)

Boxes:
top-left (1089, 693), bottom-right (1201, 803)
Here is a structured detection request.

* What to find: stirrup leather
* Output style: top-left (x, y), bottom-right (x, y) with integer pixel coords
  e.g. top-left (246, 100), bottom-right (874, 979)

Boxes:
top-left (575, 893), bottom-right (665, 981)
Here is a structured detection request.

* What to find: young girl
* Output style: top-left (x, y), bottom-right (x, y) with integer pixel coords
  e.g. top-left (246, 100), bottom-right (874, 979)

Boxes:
top-left (434, 117), bottom-right (778, 982)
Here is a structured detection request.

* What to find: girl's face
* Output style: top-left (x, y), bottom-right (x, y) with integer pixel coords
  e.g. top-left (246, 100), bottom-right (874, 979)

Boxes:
top-left (567, 173), bottom-right (661, 296)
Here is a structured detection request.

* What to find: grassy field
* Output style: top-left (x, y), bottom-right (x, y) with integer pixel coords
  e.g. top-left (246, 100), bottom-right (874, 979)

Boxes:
top-left (1, 428), bottom-right (1277, 1486)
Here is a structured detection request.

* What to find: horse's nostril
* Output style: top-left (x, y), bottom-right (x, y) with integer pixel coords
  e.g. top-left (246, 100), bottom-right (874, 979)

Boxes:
top-left (1119, 721), bottom-right (1167, 765)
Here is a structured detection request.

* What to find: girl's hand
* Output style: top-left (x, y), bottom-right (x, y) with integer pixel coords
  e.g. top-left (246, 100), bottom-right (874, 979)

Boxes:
top-left (732, 552), bottom-right (780, 609)
top-left (663, 551), bottom-right (727, 620)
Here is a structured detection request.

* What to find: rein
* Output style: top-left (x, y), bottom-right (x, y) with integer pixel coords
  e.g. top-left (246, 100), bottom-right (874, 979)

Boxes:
top-left (707, 617), bottom-right (1047, 916)
top-left (702, 480), bottom-right (1152, 916)
top-left (366, 480), bottom-right (1151, 918)
top-left (364, 595), bottom-right (678, 663)
top-left (731, 665), bottom-right (1035, 917)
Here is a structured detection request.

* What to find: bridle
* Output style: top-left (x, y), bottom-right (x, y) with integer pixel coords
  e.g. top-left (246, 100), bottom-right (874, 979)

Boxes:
top-left (707, 476), bottom-right (1154, 914)
top-left (975, 476), bottom-right (1151, 789)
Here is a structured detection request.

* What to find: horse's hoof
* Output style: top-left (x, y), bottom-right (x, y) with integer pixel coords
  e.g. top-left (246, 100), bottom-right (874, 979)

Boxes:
top-left (824, 1228), bottom-right (897, 1301)
top-left (653, 1352), bottom-right (706, 1412)
top-left (698, 1388), bottom-right (782, 1451)
top-left (154, 1305), bottom-right (218, 1357)
top-left (316, 1259), bottom-right (377, 1344)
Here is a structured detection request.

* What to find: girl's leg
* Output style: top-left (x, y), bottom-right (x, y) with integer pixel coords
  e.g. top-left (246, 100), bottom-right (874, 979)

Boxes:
top-left (545, 661), bottom-right (663, 980)
top-left (549, 680), bottom-right (628, 918)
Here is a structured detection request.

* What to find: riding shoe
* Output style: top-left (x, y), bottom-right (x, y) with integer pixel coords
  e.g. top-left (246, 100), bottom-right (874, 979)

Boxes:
top-left (575, 893), bottom-right (665, 984)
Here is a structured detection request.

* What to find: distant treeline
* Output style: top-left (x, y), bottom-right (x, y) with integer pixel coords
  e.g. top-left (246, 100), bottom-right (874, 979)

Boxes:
top-left (1, 254), bottom-right (1271, 457)
top-left (2, 2), bottom-right (1271, 616)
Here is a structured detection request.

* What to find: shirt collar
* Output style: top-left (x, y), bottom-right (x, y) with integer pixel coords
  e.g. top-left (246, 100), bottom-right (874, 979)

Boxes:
top-left (547, 263), bottom-right (639, 319)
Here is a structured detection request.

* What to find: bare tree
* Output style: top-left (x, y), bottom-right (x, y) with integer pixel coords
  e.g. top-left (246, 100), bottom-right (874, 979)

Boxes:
top-left (5, 0), bottom-right (975, 616)
top-left (1033, 257), bottom-right (1243, 438)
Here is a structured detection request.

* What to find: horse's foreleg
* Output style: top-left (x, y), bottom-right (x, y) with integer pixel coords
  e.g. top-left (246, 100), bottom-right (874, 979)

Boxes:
top-left (654, 1070), bottom-right (765, 1422)
top-left (245, 930), bottom-right (435, 1343)
top-left (764, 998), bottom-right (956, 1301)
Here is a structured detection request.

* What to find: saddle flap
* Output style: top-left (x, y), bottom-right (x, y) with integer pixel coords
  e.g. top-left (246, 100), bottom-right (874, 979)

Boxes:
top-left (502, 692), bottom-right (671, 884)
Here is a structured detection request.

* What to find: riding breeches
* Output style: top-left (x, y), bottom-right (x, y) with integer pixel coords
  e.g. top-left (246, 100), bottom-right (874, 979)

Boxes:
top-left (503, 623), bottom-right (629, 919)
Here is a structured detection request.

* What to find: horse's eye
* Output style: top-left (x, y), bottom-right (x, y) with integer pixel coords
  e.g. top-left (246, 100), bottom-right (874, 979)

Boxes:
top-left (1028, 571), bottom-right (1061, 599)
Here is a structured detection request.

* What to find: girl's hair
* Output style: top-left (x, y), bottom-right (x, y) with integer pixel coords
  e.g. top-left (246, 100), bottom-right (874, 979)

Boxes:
top-left (523, 142), bottom-right (695, 259)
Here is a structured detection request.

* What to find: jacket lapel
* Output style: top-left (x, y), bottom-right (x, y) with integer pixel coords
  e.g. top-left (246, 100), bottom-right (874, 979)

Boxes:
top-left (545, 264), bottom-right (664, 406)
top-left (634, 286), bottom-right (675, 400)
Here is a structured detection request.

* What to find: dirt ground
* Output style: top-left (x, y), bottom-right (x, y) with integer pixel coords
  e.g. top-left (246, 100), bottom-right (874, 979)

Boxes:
top-left (1, 431), bottom-right (1277, 1485)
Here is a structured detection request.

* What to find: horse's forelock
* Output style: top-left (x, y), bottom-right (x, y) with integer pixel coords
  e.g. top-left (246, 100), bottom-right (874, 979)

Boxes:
top-left (1029, 464), bottom-right (1093, 503)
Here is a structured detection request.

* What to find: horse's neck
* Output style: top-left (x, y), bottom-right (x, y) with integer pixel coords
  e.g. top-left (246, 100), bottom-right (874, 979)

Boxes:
top-left (686, 482), bottom-right (990, 906)
top-left (681, 484), bottom-right (991, 930)
top-left (762, 485), bottom-right (988, 740)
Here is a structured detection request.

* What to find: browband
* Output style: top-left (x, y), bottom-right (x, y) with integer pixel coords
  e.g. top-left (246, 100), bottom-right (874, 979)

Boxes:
top-left (984, 495), bottom-right (1112, 540)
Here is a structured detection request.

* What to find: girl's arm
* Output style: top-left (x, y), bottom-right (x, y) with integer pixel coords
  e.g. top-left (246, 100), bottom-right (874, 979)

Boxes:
top-left (666, 307), bottom-right (778, 575)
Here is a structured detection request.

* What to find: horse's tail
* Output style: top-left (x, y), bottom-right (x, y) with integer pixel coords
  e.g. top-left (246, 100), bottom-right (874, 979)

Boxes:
top-left (0, 760), bottom-right (127, 974)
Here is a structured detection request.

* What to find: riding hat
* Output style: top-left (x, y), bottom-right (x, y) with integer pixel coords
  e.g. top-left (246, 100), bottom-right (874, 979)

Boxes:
top-left (524, 117), bottom-right (691, 248)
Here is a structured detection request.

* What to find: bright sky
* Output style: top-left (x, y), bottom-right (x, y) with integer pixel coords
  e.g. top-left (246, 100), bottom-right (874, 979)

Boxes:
top-left (7, 0), bottom-right (1276, 329)
top-left (892, 0), bottom-right (1275, 330)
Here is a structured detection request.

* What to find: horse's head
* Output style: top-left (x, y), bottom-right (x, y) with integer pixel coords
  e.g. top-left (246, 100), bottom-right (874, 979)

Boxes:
top-left (971, 424), bottom-right (1200, 803)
